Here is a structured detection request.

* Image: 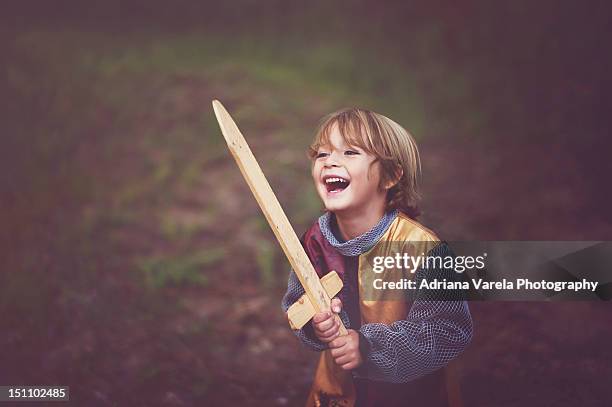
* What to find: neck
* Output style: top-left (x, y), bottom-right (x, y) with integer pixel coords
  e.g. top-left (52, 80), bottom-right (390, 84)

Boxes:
top-left (335, 204), bottom-right (386, 241)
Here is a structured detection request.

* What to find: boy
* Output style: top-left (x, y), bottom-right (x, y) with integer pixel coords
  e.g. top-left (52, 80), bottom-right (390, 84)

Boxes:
top-left (282, 108), bottom-right (473, 407)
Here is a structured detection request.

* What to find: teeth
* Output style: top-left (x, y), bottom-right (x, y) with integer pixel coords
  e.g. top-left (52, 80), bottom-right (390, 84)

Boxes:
top-left (325, 177), bottom-right (348, 184)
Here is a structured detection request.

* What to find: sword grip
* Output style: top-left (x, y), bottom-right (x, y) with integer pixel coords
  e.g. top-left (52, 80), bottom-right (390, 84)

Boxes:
top-left (334, 313), bottom-right (348, 336)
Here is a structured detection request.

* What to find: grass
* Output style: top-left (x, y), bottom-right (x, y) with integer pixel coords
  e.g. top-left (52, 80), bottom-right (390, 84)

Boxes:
top-left (137, 248), bottom-right (226, 289)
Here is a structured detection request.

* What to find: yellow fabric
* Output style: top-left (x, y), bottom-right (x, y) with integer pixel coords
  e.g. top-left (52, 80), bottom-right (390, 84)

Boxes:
top-left (305, 351), bottom-right (355, 407)
top-left (359, 212), bottom-right (439, 324)
top-left (306, 213), bottom-right (441, 406)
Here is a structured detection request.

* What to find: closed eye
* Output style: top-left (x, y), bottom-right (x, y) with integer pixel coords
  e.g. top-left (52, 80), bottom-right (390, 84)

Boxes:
top-left (315, 152), bottom-right (329, 159)
top-left (344, 150), bottom-right (360, 156)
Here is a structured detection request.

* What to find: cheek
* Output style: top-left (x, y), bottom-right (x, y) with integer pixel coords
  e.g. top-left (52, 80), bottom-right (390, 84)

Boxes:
top-left (366, 163), bottom-right (384, 189)
top-left (365, 166), bottom-right (374, 182)
top-left (311, 164), bottom-right (320, 186)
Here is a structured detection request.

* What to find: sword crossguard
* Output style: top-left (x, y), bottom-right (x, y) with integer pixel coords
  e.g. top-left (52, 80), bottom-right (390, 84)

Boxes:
top-left (287, 271), bottom-right (348, 336)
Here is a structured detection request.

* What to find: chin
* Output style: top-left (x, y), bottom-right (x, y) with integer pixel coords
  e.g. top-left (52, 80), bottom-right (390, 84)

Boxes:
top-left (323, 204), bottom-right (343, 214)
top-left (321, 199), bottom-right (352, 214)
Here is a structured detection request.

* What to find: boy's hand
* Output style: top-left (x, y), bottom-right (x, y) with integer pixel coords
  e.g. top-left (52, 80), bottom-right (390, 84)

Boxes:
top-left (329, 329), bottom-right (363, 370)
top-left (312, 297), bottom-right (343, 343)
top-left (311, 298), bottom-right (363, 370)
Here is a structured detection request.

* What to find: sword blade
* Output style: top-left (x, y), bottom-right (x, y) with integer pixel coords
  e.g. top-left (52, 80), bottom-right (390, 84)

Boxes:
top-left (212, 100), bottom-right (347, 334)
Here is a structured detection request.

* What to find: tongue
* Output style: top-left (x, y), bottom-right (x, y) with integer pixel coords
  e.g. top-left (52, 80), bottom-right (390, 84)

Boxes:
top-left (328, 181), bottom-right (348, 192)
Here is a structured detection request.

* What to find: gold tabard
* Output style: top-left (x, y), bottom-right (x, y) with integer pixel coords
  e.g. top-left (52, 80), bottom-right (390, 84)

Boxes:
top-left (306, 213), bottom-right (440, 406)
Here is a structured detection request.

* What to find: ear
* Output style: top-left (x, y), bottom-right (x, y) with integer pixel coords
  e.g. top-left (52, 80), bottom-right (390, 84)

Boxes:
top-left (385, 165), bottom-right (403, 189)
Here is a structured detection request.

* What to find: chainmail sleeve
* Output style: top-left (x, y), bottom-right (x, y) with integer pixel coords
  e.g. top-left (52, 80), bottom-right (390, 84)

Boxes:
top-left (281, 269), bottom-right (351, 352)
top-left (355, 242), bottom-right (473, 383)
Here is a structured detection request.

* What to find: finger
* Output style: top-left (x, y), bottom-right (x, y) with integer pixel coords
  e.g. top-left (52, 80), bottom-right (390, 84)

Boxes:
top-left (312, 311), bottom-right (331, 324)
top-left (318, 328), bottom-right (339, 343)
top-left (319, 321), bottom-right (339, 338)
top-left (320, 331), bottom-right (340, 343)
top-left (334, 353), bottom-right (353, 365)
top-left (329, 336), bottom-right (346, 349)
top-left (314, 317), bottom-right (335, 333)
top-left (330, 346), bottom-right (346, 359)
top-left (331, 298), bottom-right (342, 313)
top-left (340, 361), bottom-right (356, 371)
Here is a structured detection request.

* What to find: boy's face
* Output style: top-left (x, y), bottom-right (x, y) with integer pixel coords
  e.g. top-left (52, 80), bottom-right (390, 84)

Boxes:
top-left (312, 124), bottom-right (387, 217)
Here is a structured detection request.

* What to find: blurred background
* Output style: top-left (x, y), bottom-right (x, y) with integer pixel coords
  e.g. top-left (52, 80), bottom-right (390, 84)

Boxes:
top-left (1, 1), bottom-right (611, 405)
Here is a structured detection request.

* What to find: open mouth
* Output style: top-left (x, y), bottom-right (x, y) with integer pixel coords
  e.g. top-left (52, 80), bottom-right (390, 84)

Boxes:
top-left (324, 176), bottom-right (350, 193)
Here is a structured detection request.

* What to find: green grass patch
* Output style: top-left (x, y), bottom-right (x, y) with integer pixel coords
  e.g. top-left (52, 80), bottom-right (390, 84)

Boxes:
top-left (253, 238), bottom-right (276, 288)
top-left (137, 248), bottom-right (226, 289)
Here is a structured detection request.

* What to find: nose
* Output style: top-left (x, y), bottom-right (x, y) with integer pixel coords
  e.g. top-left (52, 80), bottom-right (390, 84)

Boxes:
top-left (323, 151), bottom-right (341, 168)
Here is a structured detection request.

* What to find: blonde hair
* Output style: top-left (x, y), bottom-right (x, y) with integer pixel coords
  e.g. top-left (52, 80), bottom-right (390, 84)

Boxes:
top-left (309, 108), bottom-right (422, 218)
